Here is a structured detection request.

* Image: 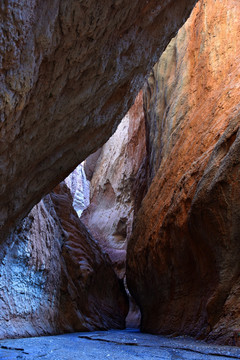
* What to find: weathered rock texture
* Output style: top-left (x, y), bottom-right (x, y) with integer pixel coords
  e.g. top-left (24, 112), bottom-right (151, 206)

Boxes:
top-left (82, 92), bottom-right (146, 280)
top-left (127, 0), bottom-right (240, 345)
top-left (0, 0), bottom-right (197, 240)
top-left (0, 182), bottom-right (128, 339)
top-left (82, 92), bottom-right (146, 328)
top-left (0, 196), bottom-right (63, 339)
top-left (51, 183), bottom-right (128, 332)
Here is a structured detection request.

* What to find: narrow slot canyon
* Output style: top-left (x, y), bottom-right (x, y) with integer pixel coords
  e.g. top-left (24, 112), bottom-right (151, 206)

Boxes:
top-left (0, 0), bottom-right (240, 359)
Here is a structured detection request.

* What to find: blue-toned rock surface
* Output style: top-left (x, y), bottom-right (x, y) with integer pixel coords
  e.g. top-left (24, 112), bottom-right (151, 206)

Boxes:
top-left (0, 182), bottom-right (128, 339)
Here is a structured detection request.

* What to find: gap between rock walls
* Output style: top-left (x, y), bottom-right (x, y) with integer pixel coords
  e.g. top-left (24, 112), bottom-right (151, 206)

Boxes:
top-left (0, 0), bottom-right (240, 350)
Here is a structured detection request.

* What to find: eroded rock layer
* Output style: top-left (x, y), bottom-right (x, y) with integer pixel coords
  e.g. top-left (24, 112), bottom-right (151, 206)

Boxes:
top-left (82, 92), bottom-right (146, 279)
top-left (127, 0), bottom-right (240, 345)
top-left (51, 183), bottom-right (128, 332)
top-left (82, 93), bottom-right (146, 328)
top-left (0, 197), bottom-right (63, 338)
top-left (0, 182), bottom-right (128, 339)
top-left (0, 0), bottom-right (197, 240)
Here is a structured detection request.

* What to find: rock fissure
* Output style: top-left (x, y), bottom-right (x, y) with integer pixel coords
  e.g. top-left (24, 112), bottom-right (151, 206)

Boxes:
top-left (0, 344), bottom-right (29, 355)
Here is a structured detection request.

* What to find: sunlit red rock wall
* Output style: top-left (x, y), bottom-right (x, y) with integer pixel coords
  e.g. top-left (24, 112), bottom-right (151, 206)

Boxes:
top-left (0, 0), bottom-right (197, 241)
top-left (127, 0), bottom-right (240, 345)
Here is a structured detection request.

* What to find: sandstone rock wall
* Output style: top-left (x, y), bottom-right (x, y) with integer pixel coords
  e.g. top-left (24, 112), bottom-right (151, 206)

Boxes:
top-left (127, 0), bottom-right (240, 345)
top-left (0, 181), bottom-right (128, 339)
top-left (0, 0), bottom-right (197, 241)
top-left (51, 183), bottom-right (128, 332)
top-left (82, 92), bottom-right (147, 328)
top-left (82, 92), bottom-right (147, 280)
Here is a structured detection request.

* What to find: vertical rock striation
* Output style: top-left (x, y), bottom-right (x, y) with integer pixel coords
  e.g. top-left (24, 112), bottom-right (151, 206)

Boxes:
top-left (82, 92), bottom-right (147, 327)
top-left (0, 197), bottom-right (63, 338)
top-left (127, 0), bottom-right (240, 345)
top-left (51, 183), bottom-right (128, 332)
top-left (0, 0), bottom-right (197, 240)
top-left (0, 181), bottom-right (128, 339)
top-left (82, 92), bottom-right (147, 280)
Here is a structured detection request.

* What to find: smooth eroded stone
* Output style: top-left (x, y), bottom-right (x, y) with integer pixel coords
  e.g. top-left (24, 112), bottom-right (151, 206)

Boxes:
top-left (82, 93), bottom-right (147, 328)
top-left (127, 0), bottom-right (240, 345)
top-left (82, 92), bottom-right (146, 280)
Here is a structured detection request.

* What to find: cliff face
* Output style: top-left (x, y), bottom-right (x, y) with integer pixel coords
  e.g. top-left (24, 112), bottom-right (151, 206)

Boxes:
top-left (0, 180), bottom-right (128, 339)
top-left (0, 196), bottom-right (63, 339)
top-left (82, 93), bottom-right (146, 328)
top-left (0, 0), bottom-right (197, 240)
top-left (127, 0), bottom-right (240, 345)
top-left (51, 183), bottom-right (128, 332)
top-left (82, 92), bottom-right (146, 280)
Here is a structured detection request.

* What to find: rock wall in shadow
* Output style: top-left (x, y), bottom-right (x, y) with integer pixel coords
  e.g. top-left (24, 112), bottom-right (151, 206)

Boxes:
top-left (0, 181), bottom-right (128, 339)
top-left (82, 93), bottom-right (147, 328)
top-left (0, 0), bottom-right (197, 241)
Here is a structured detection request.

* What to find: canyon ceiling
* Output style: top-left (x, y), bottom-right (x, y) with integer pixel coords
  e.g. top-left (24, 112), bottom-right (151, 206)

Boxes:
top-left (0, 0), bottom-right (197, 240)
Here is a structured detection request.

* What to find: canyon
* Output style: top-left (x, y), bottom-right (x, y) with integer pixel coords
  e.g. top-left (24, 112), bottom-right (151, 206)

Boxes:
top-left (0, 0), bottom-right (240, 353)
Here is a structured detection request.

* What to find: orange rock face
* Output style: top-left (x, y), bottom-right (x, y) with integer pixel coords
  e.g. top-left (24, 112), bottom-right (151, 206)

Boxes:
top-left (0, 0), bottom-right (197, 241)
top-left (127, 0), bottom-right (240, 345)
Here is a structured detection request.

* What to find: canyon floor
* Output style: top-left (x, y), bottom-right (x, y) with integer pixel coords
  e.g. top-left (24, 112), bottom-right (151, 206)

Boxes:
top-left (1, 329), bottom-right (240, 360)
